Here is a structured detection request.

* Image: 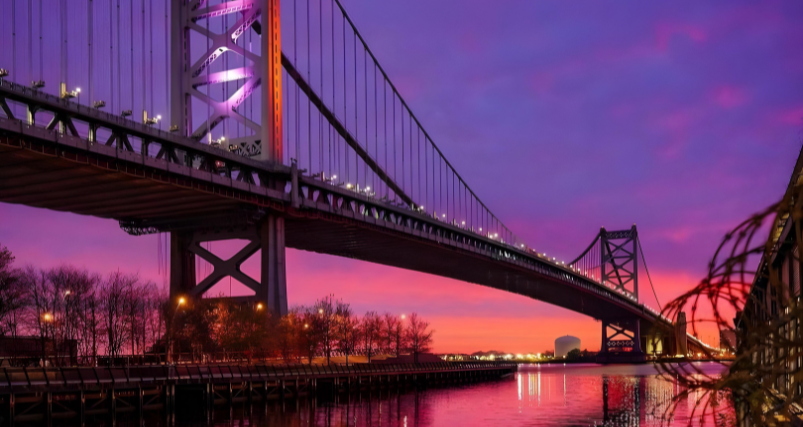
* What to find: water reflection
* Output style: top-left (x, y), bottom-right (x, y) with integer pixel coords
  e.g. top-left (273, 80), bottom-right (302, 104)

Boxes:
top-left (109, 363), bottom-right (729, 427)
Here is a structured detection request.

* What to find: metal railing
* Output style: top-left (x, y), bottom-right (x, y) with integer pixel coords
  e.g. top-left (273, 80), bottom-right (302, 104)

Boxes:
top-left (0, 361), bottom-right (517, 391)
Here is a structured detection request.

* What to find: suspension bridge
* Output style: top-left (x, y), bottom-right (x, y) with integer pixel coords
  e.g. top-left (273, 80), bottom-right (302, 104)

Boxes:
top-left (0, 0), bottom-right (710, 361)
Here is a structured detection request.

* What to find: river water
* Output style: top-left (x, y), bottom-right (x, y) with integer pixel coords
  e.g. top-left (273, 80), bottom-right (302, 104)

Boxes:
top-left (151, 362), bottom-right (730, 427)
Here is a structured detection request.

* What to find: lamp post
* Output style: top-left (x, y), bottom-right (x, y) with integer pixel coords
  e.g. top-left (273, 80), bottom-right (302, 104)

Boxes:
top-left (168, 297), bottom-right (186, 364)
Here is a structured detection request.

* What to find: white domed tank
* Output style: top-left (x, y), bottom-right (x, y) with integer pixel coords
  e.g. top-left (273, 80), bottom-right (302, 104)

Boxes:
top-left (555, 335), bottom-right (581, 358)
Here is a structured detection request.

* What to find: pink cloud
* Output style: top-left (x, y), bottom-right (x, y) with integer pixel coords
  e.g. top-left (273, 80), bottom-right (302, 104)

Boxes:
top-left (775, 106), bottom-right (803, 125)
top-left (655, 23), bottom-right (707, 51)
top-left (710, 85), bottom-right (748, 109)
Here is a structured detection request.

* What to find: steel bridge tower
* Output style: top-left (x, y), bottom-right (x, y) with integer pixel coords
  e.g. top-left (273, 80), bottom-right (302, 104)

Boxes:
top-left (168, 0), bottom-right (287, 314)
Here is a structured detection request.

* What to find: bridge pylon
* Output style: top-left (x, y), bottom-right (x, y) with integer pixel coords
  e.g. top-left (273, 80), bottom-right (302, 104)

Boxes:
top-left (169, 218), bottom-right (288, 316)
top-left (168, 0), bottom-right (287, 314)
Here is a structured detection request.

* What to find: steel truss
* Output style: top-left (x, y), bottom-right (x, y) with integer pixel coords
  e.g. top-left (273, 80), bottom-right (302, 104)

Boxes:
top-left (170, 0), bottom-right (282, 161)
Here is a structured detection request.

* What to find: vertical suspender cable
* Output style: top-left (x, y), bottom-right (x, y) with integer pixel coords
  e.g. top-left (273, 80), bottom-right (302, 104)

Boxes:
top-left (164, 0), bottom-right (168, 128)
top-left (363, 45), bottom-right (367, 190)
top-left (383, 78), bottom-right (387, 199)
top-left (11, 0), bottom-right (16, 84)
top-left (60, 0), bottom-right (65, 87)
top-left (205, 0), bottom-right (210, 143)
top-left (149, 0), bottom-right (153, 115)
top-left (28, 0), bottom-right (33, 86)
top-left (141, 0), bottom-right (146, 117)
top-left (342, 13), bottom-right (347, 182)
top-left (331, 0), bottom-right (335, 178)
top-left (88, 0), bottom-right (93, 107)
top-left (39, 0), bottom-right (43, 82)
top-left (373, 62), bottom-right (377, 195)
top-left (294, 0), bottom-right (300, 164)
top-left (307, 0), bottom-right (312, 173)
top-left (130, 0), bottom-right (134, 113)
top-left (319, 0), bottom-right (324, 175)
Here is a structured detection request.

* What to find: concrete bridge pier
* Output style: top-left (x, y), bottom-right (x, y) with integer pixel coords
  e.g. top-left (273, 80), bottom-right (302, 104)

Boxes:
top-left (168, 214), bottom-right (288, 316)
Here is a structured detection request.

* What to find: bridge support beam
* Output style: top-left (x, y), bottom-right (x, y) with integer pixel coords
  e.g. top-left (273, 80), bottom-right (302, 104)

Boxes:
top-left (170, 231), bottom-right (197, 297)
top-left (168, 215), bottom-right (288, 316)
top-left (260, 215), bottom-right (288, 315)
top-left (597, 318), bottom-right (645, 364)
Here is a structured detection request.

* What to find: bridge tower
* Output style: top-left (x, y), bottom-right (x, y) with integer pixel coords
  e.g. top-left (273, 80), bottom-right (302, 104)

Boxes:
top-left (599, 225), bottom-right (644, 360)
top-left (571, 225), bottom-right (648, 361)
top-left (169, 0), bottom-right (287, 315)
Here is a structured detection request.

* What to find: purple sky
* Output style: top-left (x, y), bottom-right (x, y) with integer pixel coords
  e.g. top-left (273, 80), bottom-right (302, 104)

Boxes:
top-left (2, 0), bottom-right (803, 353)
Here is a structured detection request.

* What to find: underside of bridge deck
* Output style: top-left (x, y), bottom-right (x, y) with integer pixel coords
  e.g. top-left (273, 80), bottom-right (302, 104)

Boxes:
top-left (0, 133), bottom-right (659, 331)
top-left (0, 137), bottom-right (266, 229)
top-left (283, 214), bottom-right (656, 327)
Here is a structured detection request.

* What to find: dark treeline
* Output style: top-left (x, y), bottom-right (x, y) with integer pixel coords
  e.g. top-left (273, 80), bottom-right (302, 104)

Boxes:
top-left (0, 244), bottom-right (434, 366)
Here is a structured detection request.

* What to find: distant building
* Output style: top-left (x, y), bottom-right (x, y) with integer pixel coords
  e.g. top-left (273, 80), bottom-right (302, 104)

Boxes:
top-left (719, 329), bottom-right (736, 352)
top-left (555, 335), bottom-right (581, 358)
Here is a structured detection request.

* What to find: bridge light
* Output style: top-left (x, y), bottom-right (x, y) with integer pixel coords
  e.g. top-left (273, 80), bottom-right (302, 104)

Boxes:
top-left (346, 183), bottom-right (353, 189)
top-left (0, 69), bottom-right (9, 78)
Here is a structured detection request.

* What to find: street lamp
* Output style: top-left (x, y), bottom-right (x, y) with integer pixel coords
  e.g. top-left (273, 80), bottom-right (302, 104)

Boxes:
top-left (178, 297), bottom-right (186, 306)
top-left (256, 303), bottom-right (263, 311)
top-left (42, 313), bottom-right (53, 322)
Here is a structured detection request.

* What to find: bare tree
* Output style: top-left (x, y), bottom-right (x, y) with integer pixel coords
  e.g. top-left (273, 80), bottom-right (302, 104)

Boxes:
top-left (361, 311), bottom-right (382, 362)
top-left (335, 300), bottom-right (359, 365)
top-left (299, 305), bottom-right (323, 364)
top-left (382, 313), bottom-right (405, 357)
top-left (0, 245), bottom-right (28, 364)
top-left (405, 313), bottom-right (434, 363)
top-left (100, 271), bottom-right (135, 363)
top-left (315, 295), bottom-right (337, 365)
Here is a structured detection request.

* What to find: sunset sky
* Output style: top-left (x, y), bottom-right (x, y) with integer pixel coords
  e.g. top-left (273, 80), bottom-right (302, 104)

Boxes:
top-left (2, 1), bottom-right (803, 354)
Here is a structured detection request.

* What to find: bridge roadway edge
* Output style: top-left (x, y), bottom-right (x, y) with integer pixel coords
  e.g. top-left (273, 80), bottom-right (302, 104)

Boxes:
top-left (0, 122), bottom-right (668, 330)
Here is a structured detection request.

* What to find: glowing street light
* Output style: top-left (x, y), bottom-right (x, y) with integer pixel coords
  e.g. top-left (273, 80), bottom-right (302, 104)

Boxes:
top-left (400, 314), bottom-right (406, 320)
top-left (42, 313), bottom-right (53, 322)
top-left (319, 308), bottom-right (324, 314)
top-left (257, 303), bottom-right (263, 310)
top-left (178, 297), bottom-right (186, 306)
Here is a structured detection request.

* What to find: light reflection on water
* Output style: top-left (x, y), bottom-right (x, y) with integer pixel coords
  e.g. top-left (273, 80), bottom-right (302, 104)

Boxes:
top-left (166, 362), bottom-right (729, 427)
